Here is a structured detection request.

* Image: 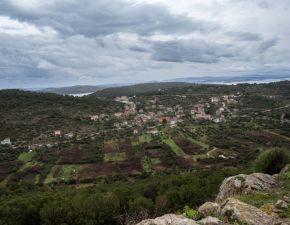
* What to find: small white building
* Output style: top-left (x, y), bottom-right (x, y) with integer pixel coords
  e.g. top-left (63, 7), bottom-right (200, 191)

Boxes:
top-left (1, 138), bottom-right (11, 145)
top-left (53, 130), bottom-right (61, 136)
top-left (211, 97), bottom-right (219, 103)
top-left (64, 133), bottom-right (74, 139)
top-left (90, 115), bottom-right (99, 121)
top-left (170, 120), bottom-right (177, 128)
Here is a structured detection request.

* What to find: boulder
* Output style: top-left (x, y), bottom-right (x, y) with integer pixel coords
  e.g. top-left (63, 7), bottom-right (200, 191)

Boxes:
top-left (283, 195), bottom-right (290, 203)
top-left (280, 164), bottom-right (289, 174)
top-left (198, 202), bottom-right (220, 217)
top-left (216, 173), bottom-right (276, 203)
top-left (197, 216), bottom-right (225, 225)
top-left (221, 198), bottom-right (273, 225)
top-left (136, 214), bottom-right (198, 225)
top-left (275, 200), bottom-right (288, 210)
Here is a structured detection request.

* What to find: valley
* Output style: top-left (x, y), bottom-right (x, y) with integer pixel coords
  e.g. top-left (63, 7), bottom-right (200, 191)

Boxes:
top-left (0, 81), bottom-right (289, 225)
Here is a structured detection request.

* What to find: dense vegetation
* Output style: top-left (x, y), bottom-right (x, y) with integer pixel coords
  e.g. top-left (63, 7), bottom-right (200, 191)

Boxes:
top-left (91, 82), bottom-right (191, 98)
top-left (0, 81), bottom-right (290, 224)
top-left (40, 85), bottom-right (106, 95)
top-left (92, 81), bottom-right (290, 98)
top-left (0, 168), bottom-right (238, 225)
top-left (0, 90), bottom-right (122, 141)
top-left (255, 149), bottom-right (290, 174)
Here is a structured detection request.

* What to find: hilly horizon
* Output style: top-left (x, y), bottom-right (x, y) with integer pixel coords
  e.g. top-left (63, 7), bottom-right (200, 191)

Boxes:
top-left (10, 73), bottom-right (290, 95)
top-left (1, 0), bottom-right (290, 224)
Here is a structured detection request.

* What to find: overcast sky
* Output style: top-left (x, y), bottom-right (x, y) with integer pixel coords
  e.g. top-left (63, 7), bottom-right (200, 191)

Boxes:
top-left (0, 0), bottom-right (289, 88)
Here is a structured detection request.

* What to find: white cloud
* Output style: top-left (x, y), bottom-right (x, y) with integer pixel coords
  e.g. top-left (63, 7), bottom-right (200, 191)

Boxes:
top-left (0, 16), bottom-right (57, 37)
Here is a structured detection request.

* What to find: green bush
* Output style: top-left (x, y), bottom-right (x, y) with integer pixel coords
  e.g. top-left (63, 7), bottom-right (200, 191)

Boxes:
top-left (128, 195), bottom-right (154, 216)
top-left (182, 205), bottom-right (199, 220)
top-left (255, 149), bottom-right (290, 175)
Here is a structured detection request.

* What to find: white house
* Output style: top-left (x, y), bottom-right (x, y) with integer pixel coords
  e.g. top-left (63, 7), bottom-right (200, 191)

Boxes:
top-left (53, 130), bottom-right (61, 136)
top-left (1, 138), bottom-right (11, 145)
top-left (64, 133), bottom-right (74, 139)
top-left (211, 97), bottom-right (219, 103)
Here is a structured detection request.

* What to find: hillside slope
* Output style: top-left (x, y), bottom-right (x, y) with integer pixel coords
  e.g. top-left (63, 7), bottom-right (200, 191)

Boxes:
top-left (39, 85), bottom-right (106, 95)
top-left (91, 82), bottom-right (192, 97)
top-left (0, 90), bottom-right (122, 140)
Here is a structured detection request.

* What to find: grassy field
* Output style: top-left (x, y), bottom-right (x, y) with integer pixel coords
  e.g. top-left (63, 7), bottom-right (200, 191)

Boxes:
top-left (18, 151), bottom-right (36, 162)
top-left (151, 158), bottom-right (161, 165)
top-left (132, 134), bottom-right (153, 146)
top-left (104, 152), bottom-right (126, 162)
top-left (44, 164), bottom-right (78, 184)
top-left (139, 134), bottom-right (153, 143)
top-left (44, 166), bottom-right (59, 184)
top-left (62, 165), bottom-right (77, 181)
top-left (162, 136), bottom-right (184, 156)
top-left (141, 157), bottom-right (152, 173)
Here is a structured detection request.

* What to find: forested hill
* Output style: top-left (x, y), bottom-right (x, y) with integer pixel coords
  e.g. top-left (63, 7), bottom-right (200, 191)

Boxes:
top-left (0, 90), bottom-right (122, 140)
top-left (90, 82), bottom-right (192, 97)
top-left (91, 81), bottom-right (290, 98)
top-left (0, 89), bottom-right (120, 112)
top-left (39, 85), bottom-right (106, 95)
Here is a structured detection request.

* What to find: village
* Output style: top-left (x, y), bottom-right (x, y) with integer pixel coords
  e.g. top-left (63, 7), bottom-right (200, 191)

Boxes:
top-left (1, 93), bottom-right (240, 149)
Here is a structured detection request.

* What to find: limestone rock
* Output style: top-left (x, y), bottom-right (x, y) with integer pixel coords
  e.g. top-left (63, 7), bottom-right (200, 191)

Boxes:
top-left (275, 200), bottom-right (288, 210)
top-left (280, 164), bottom-right (289, 174)
top-left (216, 173), bottom-right (276, 203)
top-left (136, 214), bottom-right (198, 225)
top-left (283, 195), bottom-right (290, 203)
top-left (197, 216), bottom-right (224, 225)
top-left (198, 202), bottom-right (221, 217)
top-left (221, 198), bottom-right (273, 225)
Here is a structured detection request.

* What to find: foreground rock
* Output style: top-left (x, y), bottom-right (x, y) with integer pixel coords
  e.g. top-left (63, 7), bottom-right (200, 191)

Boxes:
top-left (216, 173), bottom-right (276, 203)
top-left (137, 172), bottom-right (287, 225)
top-left (275, 200), bottom-right (288, 210)
top-left (198, 202), bottom-right (221, 217)
top-left (221, 198), bottom-right (273, 225)
top-left (136, 214), bottom-right (198, 225)
top-left (197, 216), bottom-right (225, 225)
top-left (283, 195), bottom-right (290, 203)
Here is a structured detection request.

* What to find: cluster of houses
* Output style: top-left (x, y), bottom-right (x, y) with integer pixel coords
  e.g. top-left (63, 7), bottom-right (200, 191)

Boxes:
top-left (53, 130), bottom-right (74, 139)
top-left (191, 104), bottom-right (212, 120)
top-left (110, 94), bottom-right (239, 134)
top-left (191, 95), bottom-right (239, 123)
top-left (45, 94), bottom-right (240, 141)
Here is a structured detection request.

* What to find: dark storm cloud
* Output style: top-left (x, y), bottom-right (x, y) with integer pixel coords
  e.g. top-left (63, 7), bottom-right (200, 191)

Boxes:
top-left (0, 0), bottom-right (216, 37)
top-left (151, 39), bottom-right (235, 63)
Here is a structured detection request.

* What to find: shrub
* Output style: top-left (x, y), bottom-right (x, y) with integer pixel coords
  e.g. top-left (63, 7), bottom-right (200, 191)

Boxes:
top-left (182, 205), bottom-right (199, 220)
top-left (128, 196), bottom-right (154, 216)
top-left (255, 149), bottom-right (290, 175)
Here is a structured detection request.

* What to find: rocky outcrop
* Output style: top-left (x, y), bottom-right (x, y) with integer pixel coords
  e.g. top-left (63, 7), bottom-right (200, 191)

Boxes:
top-left (137, 172), bottom-right (287, 225)
top-left (136, 214), bottom-right (198, 225)
top-left (198, 202), bottom-right (220, 217)
top-left (221, 198), bottom-right (273, 225)
top-left (216, 173), bottom-right (276, 203)
top-left (275, 200), bottom-right (288, 210)
top-left (197, 216), bottom-right (225, 225)
top-left (283, 195), bottom-right (290, 203)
